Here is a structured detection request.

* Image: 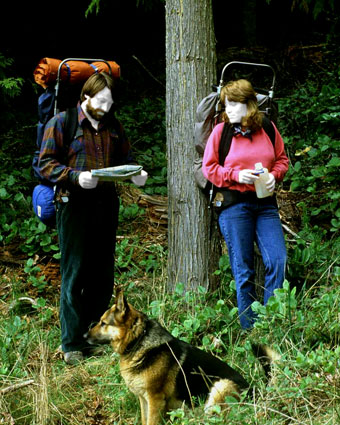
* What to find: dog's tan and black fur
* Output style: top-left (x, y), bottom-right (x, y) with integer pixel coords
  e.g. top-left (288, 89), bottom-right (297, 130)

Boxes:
top-left (86, 291), bottom-right (276, 425)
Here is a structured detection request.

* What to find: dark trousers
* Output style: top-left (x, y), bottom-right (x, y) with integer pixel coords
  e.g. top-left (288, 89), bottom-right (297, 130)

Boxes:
top-left (56, 186), bottom-right (119, 352)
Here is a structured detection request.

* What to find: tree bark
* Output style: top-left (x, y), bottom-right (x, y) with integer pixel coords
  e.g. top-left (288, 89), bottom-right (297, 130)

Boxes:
top-left (166, 0), bottom-right (220, 291)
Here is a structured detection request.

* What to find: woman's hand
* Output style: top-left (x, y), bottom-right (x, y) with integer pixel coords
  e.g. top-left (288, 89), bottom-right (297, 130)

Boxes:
top-left (238, 169), bottom-right (259, 184)
top-left (266, 173), bottom-right (276, 192)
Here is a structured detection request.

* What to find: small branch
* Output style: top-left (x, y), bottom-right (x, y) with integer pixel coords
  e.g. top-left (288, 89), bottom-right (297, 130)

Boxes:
top-left (166, 342), bottom-right (194, 410)
top-left (307, 256), bottom-right (339, 290)
top-left (0, 255), bottom-right (26, 265)
top-left (1, 379), bottom-right (35, 395)
top-left (224, 401), bottom-right (308, 424)
top-left (132, 55), bottom-right (165, 88)
top-left (281, 223), bottom-right (299, 240)
top-left (9, 297), bottom-right (38, 311)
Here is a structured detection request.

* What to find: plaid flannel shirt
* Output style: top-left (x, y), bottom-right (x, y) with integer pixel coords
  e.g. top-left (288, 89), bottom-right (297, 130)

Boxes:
top-left (38, 103), bottom-right (132, 186)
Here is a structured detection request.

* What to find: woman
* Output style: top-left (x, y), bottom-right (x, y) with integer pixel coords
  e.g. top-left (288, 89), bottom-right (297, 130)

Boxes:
top-left (202, 79), bottom-right (289, 329)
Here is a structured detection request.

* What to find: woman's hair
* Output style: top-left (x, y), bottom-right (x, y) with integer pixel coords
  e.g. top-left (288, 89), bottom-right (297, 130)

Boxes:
top-left (220, 79), bottom-right (263, 131)
top-left (80, 72), bottom-right (114, 102)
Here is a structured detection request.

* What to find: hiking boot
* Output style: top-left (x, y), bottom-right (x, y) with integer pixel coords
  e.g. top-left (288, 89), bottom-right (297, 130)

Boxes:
top-left (63, 351), bottom-right (84, 365)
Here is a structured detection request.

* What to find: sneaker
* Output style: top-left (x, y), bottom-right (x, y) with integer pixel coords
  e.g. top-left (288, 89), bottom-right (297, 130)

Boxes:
top-left (63, 351), bottom-right (84, 365)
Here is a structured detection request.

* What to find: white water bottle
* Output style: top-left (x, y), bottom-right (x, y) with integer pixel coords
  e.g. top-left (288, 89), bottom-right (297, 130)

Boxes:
top-left (254, 162), bottom-right (272, 198)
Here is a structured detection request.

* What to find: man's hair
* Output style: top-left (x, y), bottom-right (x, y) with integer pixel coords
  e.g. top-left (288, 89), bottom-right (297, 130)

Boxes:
top-left (80, 72), bottom-right (114, 102)
top-left (220, 79), bottom-right (263, 131)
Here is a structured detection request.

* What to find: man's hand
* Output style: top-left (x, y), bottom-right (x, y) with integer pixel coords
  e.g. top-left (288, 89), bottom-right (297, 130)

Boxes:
top-left (131, 170), bottom-right (148, 187)
top-left (79, 171), bottom-right (99, 189)
top-left (238, 169), bottom-right (259, 184)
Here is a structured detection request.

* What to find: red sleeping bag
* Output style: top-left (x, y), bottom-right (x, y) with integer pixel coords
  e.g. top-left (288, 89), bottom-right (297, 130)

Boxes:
top-left (34, 58), bottom-right (120, 88)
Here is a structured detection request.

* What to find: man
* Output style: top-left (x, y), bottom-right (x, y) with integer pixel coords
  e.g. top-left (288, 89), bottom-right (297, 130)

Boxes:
top-left (39, 72), bottom-right (148, 364)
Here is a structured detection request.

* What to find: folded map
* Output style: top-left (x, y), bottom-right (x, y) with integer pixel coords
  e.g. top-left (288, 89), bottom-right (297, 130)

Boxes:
top-left (91, 165), bottom-right (143, 181)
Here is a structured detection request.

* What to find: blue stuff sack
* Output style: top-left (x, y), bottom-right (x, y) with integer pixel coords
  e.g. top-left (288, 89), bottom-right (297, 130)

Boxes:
top-left (32, 184), bottom-right (56, 225)
top-left (32, 87), bottom-right (56, 183)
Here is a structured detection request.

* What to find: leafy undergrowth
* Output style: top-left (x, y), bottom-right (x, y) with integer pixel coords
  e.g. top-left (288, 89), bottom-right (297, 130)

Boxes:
top-left (1, 50), bottom-right (339, 425)
top-left (1, 197), bottom-right (339, 425)
top-left (1, 277), bottom-right (340, 424)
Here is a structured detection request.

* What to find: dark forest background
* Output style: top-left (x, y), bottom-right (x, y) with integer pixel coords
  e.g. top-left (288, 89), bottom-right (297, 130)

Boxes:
top-left (1, 0), bottom-right (339, 120)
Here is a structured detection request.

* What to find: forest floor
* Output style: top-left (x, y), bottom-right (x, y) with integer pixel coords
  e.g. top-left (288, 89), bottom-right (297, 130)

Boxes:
top-left (1, 186), bottom-right (339, 425)
top-left (0, 186), bottom-right (302, 304)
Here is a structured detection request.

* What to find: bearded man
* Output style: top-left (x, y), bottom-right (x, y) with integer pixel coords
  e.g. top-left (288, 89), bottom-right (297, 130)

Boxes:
top-left (39, 72), bottom-right (147, 364)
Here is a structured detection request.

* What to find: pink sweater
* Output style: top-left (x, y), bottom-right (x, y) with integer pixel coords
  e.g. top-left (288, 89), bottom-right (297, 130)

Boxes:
top-left (202, 122), bottom-right (289, 192)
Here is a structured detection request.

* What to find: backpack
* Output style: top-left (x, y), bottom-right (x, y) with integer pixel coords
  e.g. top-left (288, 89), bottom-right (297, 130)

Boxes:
top-left (32, 57), bottom-right (120, 225)
top-left (32, 105), bottom-right (78, 225)
top-left (194, 61), bottom-right (278, 196)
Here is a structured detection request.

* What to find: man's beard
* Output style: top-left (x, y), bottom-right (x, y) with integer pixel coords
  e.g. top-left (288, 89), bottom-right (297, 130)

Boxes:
top-left (86, 99), bottom-right (106, 121)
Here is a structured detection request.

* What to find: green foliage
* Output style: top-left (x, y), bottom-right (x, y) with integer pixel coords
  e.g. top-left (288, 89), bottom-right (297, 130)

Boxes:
top-left (1, 252), bottom-right (340, 424)
top-left (0, 137), bottom-right (59, 258)
top-left (213, 253), bottom-right (233, 283)
top-left (279, 68), bottom-right (340, 233)
top-left (252, 280), bottom-right (340, 348)
top-left (85, 0), bottom-right (101, 16)
top-left (0, 53), bottom-right (24, 97)
top-left (285, 224), bottom-right (339, 286)
top-left (148, 283), bottom-right (239, 350)
top-left (119, 201), bottom-right (144, 222)
top-left (115, 236), bottom-right (166, 282)
top-left (0, 315), bottom-right (29, 377)
top-left (0, 77), bottom-right (24, 97)
top-left (23, 258), bottom-right (49, 292)
top-left (117, 97), bottom-right (167, 195)
top-left (128, 278), bottom-right (340, 424)
top-left (291, 0), bottom-right (335, 19)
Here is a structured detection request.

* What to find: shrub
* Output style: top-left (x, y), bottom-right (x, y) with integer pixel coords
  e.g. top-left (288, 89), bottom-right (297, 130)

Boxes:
top-left (278, 68), bottom-right (340, 232)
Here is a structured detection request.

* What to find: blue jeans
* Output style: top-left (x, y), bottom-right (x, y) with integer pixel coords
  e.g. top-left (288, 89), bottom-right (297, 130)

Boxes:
top-left (218, 201), bottom-right (287, 329)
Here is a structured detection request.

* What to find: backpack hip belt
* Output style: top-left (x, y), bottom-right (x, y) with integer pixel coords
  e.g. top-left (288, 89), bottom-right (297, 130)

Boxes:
top-left (212, 187), bottom-right (277, 213)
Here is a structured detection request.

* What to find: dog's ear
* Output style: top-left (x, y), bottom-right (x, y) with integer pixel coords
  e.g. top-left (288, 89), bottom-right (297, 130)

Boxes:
top-left (115, 290), bottom-right (129, 318)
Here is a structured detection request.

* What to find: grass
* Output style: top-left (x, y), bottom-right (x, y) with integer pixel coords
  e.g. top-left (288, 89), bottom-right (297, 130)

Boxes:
top-left (1, 202), bottom-right (339, 424)
top-left (1, 258), bottom-right (339, 424)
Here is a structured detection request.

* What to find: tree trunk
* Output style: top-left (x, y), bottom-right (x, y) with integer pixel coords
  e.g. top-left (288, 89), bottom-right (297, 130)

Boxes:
top-left (166, 0), bottom-right (220, 291)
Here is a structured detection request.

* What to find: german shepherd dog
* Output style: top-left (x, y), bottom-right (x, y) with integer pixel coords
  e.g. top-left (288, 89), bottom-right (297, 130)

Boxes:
top-left (85, 290), bottom-right (277, 425)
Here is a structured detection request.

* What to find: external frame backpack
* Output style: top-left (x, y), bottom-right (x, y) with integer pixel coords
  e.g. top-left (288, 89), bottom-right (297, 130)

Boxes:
top-left (194, 61), bottom-right (278, 196)
top-left (32, 57), bottom-right (120, 225)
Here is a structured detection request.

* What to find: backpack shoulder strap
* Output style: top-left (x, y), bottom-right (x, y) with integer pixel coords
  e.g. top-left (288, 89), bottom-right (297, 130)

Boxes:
top-left (64, 107), bottom-right (78, 148)
top-left (261, 115), bottom-right (275, 148)
top-left (218, 123), bottom-right (234, 166)
top-left (217, 116), bottom-right (275, 167)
